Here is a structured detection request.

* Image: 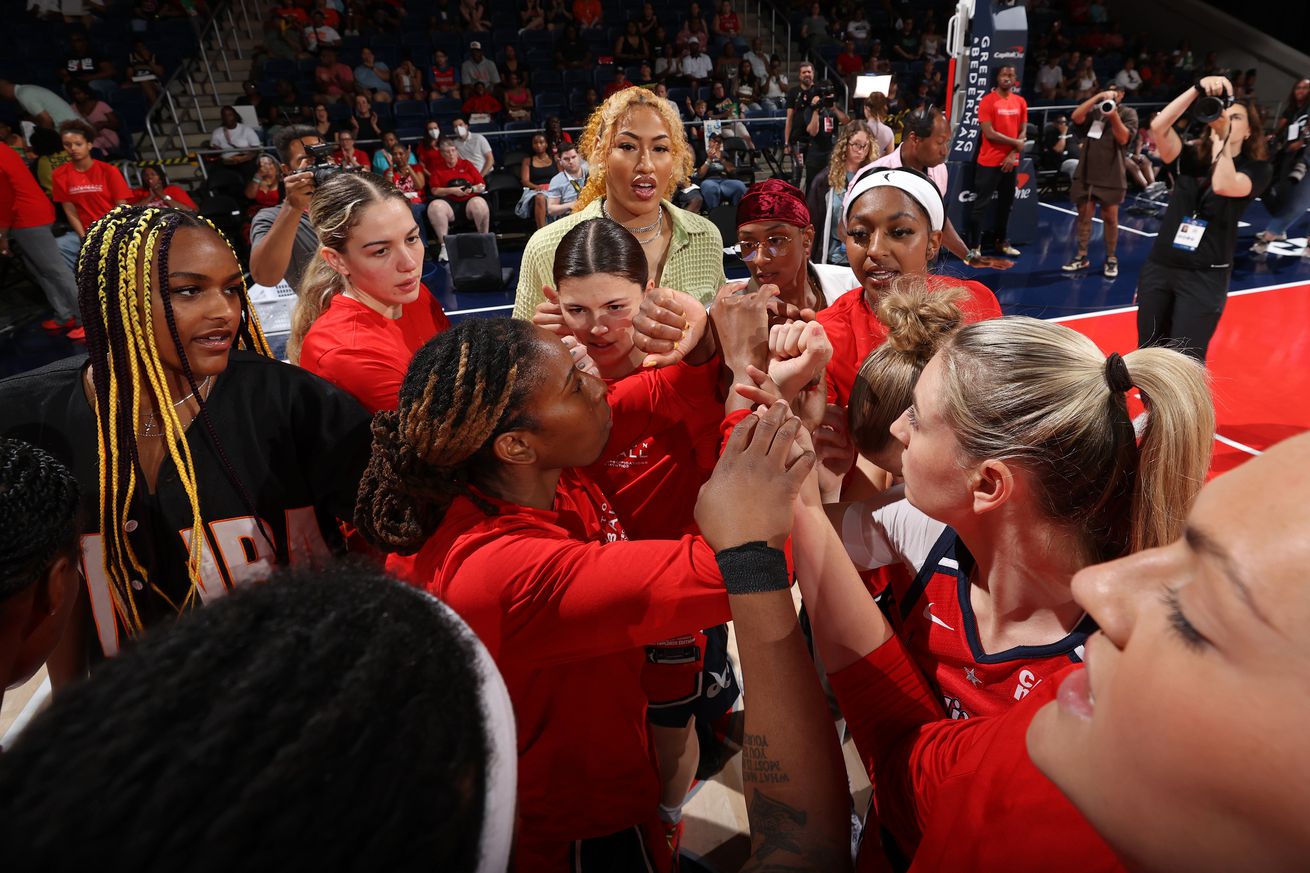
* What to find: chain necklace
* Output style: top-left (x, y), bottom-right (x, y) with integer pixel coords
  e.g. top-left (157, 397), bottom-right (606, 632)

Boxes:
top-left (139, 376), bottom-right (212, 438)
top-left (603, 200), bottom-right (663, 237)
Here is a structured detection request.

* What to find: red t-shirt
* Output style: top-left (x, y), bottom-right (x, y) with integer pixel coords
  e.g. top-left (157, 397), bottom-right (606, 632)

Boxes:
top-left (462, 93), bottom-right (502, 115)
top-left (298, 289), bottom-right (450, 413)
top-left (830, 637), bottom-right (1125, 871)
top-left (332, 147), bottom-right (369, 169)
top-left (585, 358), bottom-right (724, 540)
top-left (0, 142), bottom-right (55, 229)
top-left (891, 529), bottom-right (1094, 721)
top-left (51, 160), bottom-right (131, 230)
top-left (976, 90), bottom-right (1028, 168)
top-left (817, 276), bottom-right (1002, 407)
top-left (429, 64), bottom-right (457, 91)
top-left (837, 51), bottom-right (865, 76)
top-left (427, 157), bottom-right (485, 202)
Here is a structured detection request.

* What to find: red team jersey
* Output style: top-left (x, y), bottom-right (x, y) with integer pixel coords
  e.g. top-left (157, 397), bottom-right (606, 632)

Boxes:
top-left (298, 288), bottom-right (451, 413)
top-left (976, 90), bottom-right (1029, 168)
top-left (892, 529), bottom-right (1095, 720)
top-left (830, 637), bottom-right (1125, 871)
top-left (817, 277), bottom-right (1002, 406)
top-left (388, 365), bottom-right (734, 873)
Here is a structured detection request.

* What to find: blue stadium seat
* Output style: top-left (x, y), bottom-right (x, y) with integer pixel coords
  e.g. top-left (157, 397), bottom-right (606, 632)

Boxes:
top-left (394, 99), bottom-right (428, 125)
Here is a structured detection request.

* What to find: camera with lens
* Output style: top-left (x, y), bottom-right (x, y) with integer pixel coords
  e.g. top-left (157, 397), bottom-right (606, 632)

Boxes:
top-left (816, 80), bottom-right (836, 108)
top-left (1097, 98), bottom-right (1117, 114)
top-left (303, 141), bottom-right (343, 186)
top-left (1194, 91), bottom-right (1234, 124)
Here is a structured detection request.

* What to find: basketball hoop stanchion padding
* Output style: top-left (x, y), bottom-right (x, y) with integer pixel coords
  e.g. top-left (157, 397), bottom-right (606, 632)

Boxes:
top-left (943, 1), bottom-right (1037, 244)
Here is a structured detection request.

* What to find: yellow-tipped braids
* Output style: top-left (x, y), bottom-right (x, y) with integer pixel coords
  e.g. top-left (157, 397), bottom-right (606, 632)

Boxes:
top-left (77, 205), bottom-right (273, 639)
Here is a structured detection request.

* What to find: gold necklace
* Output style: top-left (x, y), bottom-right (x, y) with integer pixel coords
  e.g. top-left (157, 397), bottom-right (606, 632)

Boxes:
top-left (139, 376), bottom-right (212, 438)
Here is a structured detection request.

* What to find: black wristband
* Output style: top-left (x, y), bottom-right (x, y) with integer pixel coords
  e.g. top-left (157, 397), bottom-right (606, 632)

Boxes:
top-left (1194, 82), bottom-right (1207, 98)
top-left (715, 542), bottom-right (790, 595)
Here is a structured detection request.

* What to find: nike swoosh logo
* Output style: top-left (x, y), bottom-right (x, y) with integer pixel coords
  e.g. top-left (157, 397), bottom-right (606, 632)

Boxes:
top-left (924, 603), bottom-right (955, 631)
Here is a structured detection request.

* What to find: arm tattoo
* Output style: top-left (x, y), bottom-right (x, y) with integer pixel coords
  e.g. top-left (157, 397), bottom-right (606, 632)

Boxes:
top-left (747, 790), bottom-right (806, 861)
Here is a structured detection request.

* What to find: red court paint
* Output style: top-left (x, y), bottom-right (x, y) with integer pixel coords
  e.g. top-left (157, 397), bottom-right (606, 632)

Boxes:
top-left (1053, 282), bottom-right (1310, 474)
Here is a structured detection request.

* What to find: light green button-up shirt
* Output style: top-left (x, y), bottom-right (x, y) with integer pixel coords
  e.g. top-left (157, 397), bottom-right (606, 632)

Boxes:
top-left (512, 198), bottom-right (728, 321)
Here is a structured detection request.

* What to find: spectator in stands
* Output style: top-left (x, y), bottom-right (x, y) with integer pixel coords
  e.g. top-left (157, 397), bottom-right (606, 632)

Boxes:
top-left (314, 47), bottom-right (354, 101)
top-left (555, 24), bottom-right (592, 70)
top-left (263, 4), bottom-right (309, 59)
top-left (393, 53), bottom-right (423, 101)
top-left (0, 142), bottom-right (82, 337)
top-left (519, 133), bottom-right (557, 229)
top-left (461, 41), bottom-right (500, 98)
top-left (1061, 49), bottom-right (1083, 85)
top-left (543, 115), bottom-right (573, 155)
top-left (836, 39), bottom-right (863, 79)
top-left (368, 0), bottom-right (406, 31)
top-left (635, 0), bottom-right (658, 38)
top-left (604, 67), bottom-right (634, 100)
top-left (735, 61), bottom-right (761, 111)
top-left (1072, 56), bottom-right (1098, 101)
top-left (425, 135), bottom-right (490, 257)
top-left (1041, 113), bottom-right (1078, 174)
top-left (303, 9), bottom-right (342, 51)
top-left (742, 37), bottom-right (770, 81)
top-left (462, 82), bottom-right (502, 118)
top-left (345, 95), bottom-right (381, 141)
top-left (695, 133), bottom-right (747, 210)
top-left (130, 164), bottom-right (197, 212)
top-left (800, 2), bottom-right (829, 50)
top-left (521, 0), bottom-right (547, 33)
top-left (458, 0), bottom-right (490, 32)
top-left (655, 43), bottom-right (680, 83)
top-left (441, 116), bottom-right (490, 176)
top-left (251, 125), bottom-right (329, 292)
top-left (59, 30), bottom-right (118, 101)
top-left (502, 72), bottom-right (534, 122)
top-left (0, 79), bottom-right (77, 129)
top-left (615, 20), bottom-right (649, 67)
top-left (573, 0), bottom-right (602, 29)
top-left (577, 87), bottom-right (602, 123)
top-left (545, 0), bottom-right (573, 30)
top-left (210, 105), bottom-right (261, 170)
top-left (636, 62), bottom-right (658, 90)
top-left (677, 9), bottom-right (710, 52)
top-left (370, 131), bottom-right (407, 173)
top-left (311, 0), bottom-right (341, 29)
top-left (1038, 54), bottom-right (1065, 101)
top-left (238, 80), bottom-right (273, 130)
top-left (428, 49), bottom-right (459, 101)
top-left (270, 78), bottom-right (310, 127)
top-left (51, 119), bottom-right (130, 270)
top-left (680, 38), bottom-right (714, 89)
top-left (546, 141), bottom-right (588, 220)
top-left (66, 81), bottom-right (121, 157)
top-left (27, 128), bottom-right (66, 196)
top-left (244, 154), bottom-right (284, 213)
top-left (310, 102), bottom-right (336, 140)
top-left (892, 16), bottom-right (921, 61)
top-left (332, 130), bottom-right (370, 170)
top-left (384, 143), bottom-right (428, 237)
top-left (500, 44), bottom-right (529, 86)
top-left (846, 6), bottom-right (872, 41)
top-left (1115, 57), bottom-right (1143, 94)
top-left (712, 0), bottom-right (744, 52)
top-left (762, 57), bottom-right (788, 112)
top-left (125, 38), bottom-right (165, 105)
top-left (808, 121), bottom-right (871, 265)
top-left (354, 46), bottom-right (393, 102)
top-left (920, 21), bottom-right (945, 61)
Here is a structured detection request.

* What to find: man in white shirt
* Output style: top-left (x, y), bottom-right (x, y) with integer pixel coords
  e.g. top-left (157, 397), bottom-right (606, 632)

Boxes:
top-left (1114, 57), bottom-right (1142, 93)
top-left (680, 39), bottom-right (714, 88)
top-left (303, 10), bottom-right (342, 52)
top-left (742, 37), bottom-right (771, 80)
top-left (1037, 57), bottom-right (1064, 100)
top-left (460, 41), bottom-right (500, 99)
top-left (210, 105), bottom-right (261, 169)
top-left (0, 80), bottom-right (76, 128)
top-left (450, 115), bottom-right (495, 175)
top-left (546, 143), bottom-right (589, 221)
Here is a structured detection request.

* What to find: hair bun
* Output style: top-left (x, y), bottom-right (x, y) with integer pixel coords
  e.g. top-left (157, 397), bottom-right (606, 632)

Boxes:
top-left (876, 277), bottom-right (967, 361)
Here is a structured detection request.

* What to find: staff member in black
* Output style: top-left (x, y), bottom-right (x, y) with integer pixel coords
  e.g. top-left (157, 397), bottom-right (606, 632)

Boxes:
top-left (1136, 75), bottom-right (1271, 363)
top-left (783, 62), bottom-right (817, 187)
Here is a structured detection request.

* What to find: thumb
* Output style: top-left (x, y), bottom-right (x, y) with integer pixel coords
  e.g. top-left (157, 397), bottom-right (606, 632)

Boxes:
top-left (542, 284), bottom-right (559, 303)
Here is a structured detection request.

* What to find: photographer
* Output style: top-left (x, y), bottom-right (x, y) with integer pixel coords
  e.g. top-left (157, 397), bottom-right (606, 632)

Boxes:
top-left (424, 135), bottom-right (490, 261)
top-left (784, 62), bottom-right (817, 186)
top-left (250, 126), bottom-right (325, 292)
top-left (1062, 83), bottom-right (1136, 278)
top-left (803, 79), bottom-right (849, 191)
top-left (1253, 77), bottom-right (1310, 251)
top-left (1136, 76), bottom-right (1271, 363)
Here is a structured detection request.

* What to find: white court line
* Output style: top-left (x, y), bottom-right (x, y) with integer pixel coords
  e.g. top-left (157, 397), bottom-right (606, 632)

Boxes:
top-left (1039, 202), bottom-right (1158, 237)
top-left (1048, 277), bottom-right (1310, 323)
top-left (1216, 434), bottom-right (1263, 456)
top-left (447, 302), bottom-right (515, 316)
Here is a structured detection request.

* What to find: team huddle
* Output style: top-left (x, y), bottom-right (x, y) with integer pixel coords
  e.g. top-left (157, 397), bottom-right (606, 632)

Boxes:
top-left (0, 84), bottom-right (1307, 873)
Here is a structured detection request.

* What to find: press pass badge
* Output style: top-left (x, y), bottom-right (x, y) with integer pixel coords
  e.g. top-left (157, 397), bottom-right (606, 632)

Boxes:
top-left (1088, 119), bottom-right (1104, 139)
top-left (1173, 216), bottom-right (1208, 251)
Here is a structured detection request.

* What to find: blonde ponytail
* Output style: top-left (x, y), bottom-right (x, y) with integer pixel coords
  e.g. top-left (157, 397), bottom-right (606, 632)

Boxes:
top-left (1121, 347), bottom-right (1214, 550)
top-left (287, 256), bottom-right (344, 363)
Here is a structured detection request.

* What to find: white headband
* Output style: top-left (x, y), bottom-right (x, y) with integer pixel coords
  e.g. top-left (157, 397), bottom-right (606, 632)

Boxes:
top-left (418, 591), bottom-right (518, 873)
top-left (842, 166), bottom-right (945, 231)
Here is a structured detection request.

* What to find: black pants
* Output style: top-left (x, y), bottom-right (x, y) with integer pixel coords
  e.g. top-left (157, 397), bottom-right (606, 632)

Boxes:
top-left (568, 825), bottom-right (658, 871)
top-left (804, 149), bottom-right (832, 193)
top-left (966, 163), bottom-right (1017, 249)
top-left (1135, 259), bottom-right (1230, 363)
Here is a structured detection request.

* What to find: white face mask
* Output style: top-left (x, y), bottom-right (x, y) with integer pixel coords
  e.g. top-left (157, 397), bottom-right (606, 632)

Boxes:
top-left (455, 125), bottom-right (468, 139)
top-left (428, 128), bottom-right (440, 139)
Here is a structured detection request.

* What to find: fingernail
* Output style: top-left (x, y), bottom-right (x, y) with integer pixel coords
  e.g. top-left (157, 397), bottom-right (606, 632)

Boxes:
top-left (643, 357), bottom-right (658, 367)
